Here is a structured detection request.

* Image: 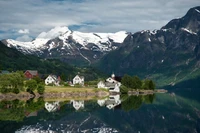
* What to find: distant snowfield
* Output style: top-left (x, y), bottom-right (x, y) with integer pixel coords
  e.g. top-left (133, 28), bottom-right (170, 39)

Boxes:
top-left (5, 26), bottom-right (128, 54)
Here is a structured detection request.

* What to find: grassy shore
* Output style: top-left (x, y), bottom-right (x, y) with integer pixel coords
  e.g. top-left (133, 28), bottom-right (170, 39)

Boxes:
top-left (44, 86), bottom-right (97, 93)
top-left (43, 86), bottom-right (109, 101)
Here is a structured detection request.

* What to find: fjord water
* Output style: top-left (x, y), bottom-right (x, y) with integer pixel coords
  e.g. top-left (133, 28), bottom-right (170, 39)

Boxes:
top-left (0, 88), bottom-right (200, 133)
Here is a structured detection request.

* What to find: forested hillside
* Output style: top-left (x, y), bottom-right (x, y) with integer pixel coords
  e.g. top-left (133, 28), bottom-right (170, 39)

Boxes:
top-left (0, 42), bottom-right (105, 81)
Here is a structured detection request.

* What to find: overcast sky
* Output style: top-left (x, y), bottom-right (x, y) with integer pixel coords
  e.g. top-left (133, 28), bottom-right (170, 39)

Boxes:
top-left (0, 0), bottom-right (199, 41)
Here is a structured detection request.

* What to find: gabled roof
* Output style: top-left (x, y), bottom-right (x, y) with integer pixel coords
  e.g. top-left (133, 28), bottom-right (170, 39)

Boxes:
top-left (74, 75), bottom-right (84, 79)
top-left (48, 75), bottom-right (59, 81)
top-left (113, 76), bottom-right (122, 82)
top-left (98, 81), bottom-right (105, 84)
top-left (26, 70), bottom-right (38, 76)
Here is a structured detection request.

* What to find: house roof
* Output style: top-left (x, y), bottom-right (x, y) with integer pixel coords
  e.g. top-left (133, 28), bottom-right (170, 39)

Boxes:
top-left (0, 70), bottom-right (10, 75)
top-left (114, 76), bottom-right (122, 82)
top-left (74, 75), bottom-right (84, 79)
top-left (98, 81), bottom-right (105, 84)
top-left (26, 70), bottom-right (38, 76)
top-left (48, 75), bottom-right (59, 81)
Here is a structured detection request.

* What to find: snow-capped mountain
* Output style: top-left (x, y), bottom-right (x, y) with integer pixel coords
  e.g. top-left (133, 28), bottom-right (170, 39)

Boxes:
top-left (2, 26), bottom-right (128, 65)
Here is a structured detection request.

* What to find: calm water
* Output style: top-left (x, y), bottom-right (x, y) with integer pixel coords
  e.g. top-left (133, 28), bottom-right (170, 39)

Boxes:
top-left (1, 88), bottom-right (200, 133)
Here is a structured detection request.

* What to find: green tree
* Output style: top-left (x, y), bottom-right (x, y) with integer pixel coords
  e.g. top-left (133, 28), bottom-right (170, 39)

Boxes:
top-left (142, 79), bottom-right (150, 90)
top-left (32, 76), bottom-right (43, 84)
top-left (121, 74), bottom-right (133, 88)
top-left (149, 80), bottom-right (155, 90)
top-left (37, 83), bottom-right (45, 94)
top-left (25, 79), bottom-right (37, 93)
top-left (132, 76), bottom-right (142, 89)
top-left (120, 85), bottom-right (129, 94)
top-left (60, 73), bottom-right (66, 81)
top-left (0, 72), bottom-right (25, 93)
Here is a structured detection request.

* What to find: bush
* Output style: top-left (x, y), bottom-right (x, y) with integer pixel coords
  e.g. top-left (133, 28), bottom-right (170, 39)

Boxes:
top-left (64, 82), bottom-right (69, 86)
top-left (13, 88), bottom-right (19, 94)
top-left (120, 85), bottom-right (129, 94)
top-left (47, 83), bottom-right (54, 86)
top-left (25, 79), bottom-right (37, 93)
top-left (37, 84), bottom-right (45, 94)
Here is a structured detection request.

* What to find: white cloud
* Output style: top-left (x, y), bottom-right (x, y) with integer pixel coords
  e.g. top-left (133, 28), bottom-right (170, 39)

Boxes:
top-left (16, 35), bottom-right (33, 42)
top-left (0, 0), bottom-right (199, 40)
top-left (18, 29), bottom-right (29, 34)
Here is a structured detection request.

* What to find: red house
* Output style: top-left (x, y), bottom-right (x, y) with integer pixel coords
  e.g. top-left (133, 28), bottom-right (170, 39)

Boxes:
top-left (24, 70), bottom-right (38, 79)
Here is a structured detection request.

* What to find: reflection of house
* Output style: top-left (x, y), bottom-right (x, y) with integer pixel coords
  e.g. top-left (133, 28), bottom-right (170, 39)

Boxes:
top-left (45, 101), bottom-right (60, 112)
top-left (70, 100), bottom-right (84, 110)
top-left (97, 73), bottom-right (121, 93)
top-left (25, 111), bottom-right (38, 117)
top-left (97, 95), bottom-right (121, 110)
top-left (106, 95), bottom-right (121, 109)
top-left (73, 75), bottom-right (84, 85)
top-left (45, 75), bottom-right (60, 86)
top-left (97, 98), bottom-right (108, 106)
top-left (24, 70), bottom-right (38, 79)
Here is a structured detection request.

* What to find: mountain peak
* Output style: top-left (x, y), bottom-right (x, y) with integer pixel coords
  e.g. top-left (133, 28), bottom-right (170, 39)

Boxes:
top-left (37, 26), bottom-right (70, 39)
top-left (161, 6), bottom-right (200, 33)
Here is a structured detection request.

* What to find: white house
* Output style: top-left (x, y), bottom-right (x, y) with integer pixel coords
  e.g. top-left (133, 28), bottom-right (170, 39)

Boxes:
top-left (45, 101), bottom-right (60, 112)
top-left (109, 82), bottom-right (121, 93)
top-left (97, 81), bottom-right (106, 89)
top-left (45, 75), bottom-right (60, 86)
top-left (97, 73), bottom-right (121, 93)
top-left (73, 75), bottom-right (84, 85)
top-left (70, 100), bottom-right (84, 110)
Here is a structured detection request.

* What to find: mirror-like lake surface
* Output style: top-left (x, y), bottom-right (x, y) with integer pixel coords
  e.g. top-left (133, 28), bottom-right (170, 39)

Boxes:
top-left (1, 88), bottom-right (200, 133)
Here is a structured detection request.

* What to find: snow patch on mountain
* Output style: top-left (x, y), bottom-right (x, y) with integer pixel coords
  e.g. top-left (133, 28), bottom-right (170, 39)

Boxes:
top-left (181, 28), bottom-right (197, 35)
top-left (195, 9), bottom-right (200, 13)
top-left (6, 26), bottom-right (127, 52)
top-left (7, 38), bottom-right (49, 49)
top-left (37, 26), bottom-right (70, 39)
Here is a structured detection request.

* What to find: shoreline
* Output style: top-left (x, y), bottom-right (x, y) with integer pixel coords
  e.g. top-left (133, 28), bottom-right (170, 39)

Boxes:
top-left (128, 89), bottom-right (168, 95)
top-left (0, 89), bottom-right (167, 101)
top-left (0, 90), bottom-right (109, 101)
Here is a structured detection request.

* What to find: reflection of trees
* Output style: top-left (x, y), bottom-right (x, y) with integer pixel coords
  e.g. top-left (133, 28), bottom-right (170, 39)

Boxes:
top-left (122, 96), bottom-right (142, 111)
top-left (0, 98), bottom-right (45, 121)
top-left (143, 94), bottom-right (156, 104)
top-left (121, 94), bottom-right (156, 112)
top-left (25, 97), bottom-right (45, 113)
top-left (0, 100), bottom-right (25, 121)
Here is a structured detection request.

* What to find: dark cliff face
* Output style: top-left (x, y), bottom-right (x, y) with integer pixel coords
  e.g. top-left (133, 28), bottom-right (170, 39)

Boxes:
top-left (97, 6), bottom-right (200, 87)
top-left (162, 6), bottom-right (200, 33)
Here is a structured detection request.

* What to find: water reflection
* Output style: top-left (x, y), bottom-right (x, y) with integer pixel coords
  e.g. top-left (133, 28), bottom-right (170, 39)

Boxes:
top-left (97, 95), bottom-right (121, 109)
top-left (70, 100), bottom-right (84, 110)
top-left (1, 91), bottom-right (200, 133)
top-left (45, 101), bottom-right (60, 112)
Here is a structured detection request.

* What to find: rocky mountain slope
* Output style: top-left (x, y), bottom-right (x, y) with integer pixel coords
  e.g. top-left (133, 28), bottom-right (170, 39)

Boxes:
top-left (1, 27), bottom-right (128, 66)
top-left (97, 6), bottom-right (200, 87)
